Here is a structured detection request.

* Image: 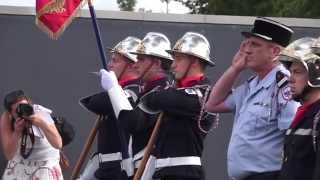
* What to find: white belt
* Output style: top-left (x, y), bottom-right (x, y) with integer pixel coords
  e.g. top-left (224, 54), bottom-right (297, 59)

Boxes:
top-left (133, 148), bottom-right (145, 161)
top-left (133, 148), bottom-right (145, 169)
top-left (286, 128), bottom-right (312, 136)
top-left (121, 158), bottom-right (134, 177)
top-left (156, 156), bottom-right (201, 168)
top-left (134, 159), bottom-right (142, 169)
top-left (99, 153), bottom-right (134, 176)
top-left (99, 152), bottom-right (122, 162)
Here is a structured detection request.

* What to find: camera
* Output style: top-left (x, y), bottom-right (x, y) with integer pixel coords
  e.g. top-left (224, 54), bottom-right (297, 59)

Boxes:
top-left (16, 103), bottom-right (34, 118)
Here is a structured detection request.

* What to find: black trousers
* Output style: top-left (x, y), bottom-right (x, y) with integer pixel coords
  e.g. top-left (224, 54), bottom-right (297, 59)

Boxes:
top-left (243, 171), bottom-right (280, 180)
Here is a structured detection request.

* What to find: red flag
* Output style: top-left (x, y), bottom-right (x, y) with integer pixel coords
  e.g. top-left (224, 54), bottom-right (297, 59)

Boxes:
top-left (35, 0), bottom-right (85, 39)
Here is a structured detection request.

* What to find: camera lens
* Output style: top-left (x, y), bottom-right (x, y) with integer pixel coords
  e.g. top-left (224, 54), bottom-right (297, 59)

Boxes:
top-left (16, 104), bottom-right (34, 118)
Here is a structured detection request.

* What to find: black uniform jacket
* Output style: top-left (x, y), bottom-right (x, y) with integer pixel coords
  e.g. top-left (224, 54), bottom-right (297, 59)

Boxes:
top-left (279, 100), bottom-right (320, 180)
top-left (144, 77), bottom-right (215, 179)
top-left (118, 76), bottom-right (171, 165)
top-left (80, 79), bottom-right (141, 179)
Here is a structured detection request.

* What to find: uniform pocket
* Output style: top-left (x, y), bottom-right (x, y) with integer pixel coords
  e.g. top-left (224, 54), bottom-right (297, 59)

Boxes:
top-left (247, 100), bottom-right (275, 135)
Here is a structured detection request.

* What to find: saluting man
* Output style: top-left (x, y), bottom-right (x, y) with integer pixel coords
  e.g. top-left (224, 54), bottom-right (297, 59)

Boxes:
top-left (205, 17), bottom-right (299, 180)
top-left (78, 36), bottom-right (142, 180)
top-left (140, 32), bottom-right (218, 180)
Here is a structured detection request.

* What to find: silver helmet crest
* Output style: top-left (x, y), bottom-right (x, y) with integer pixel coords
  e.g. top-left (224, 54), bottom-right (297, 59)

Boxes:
top-left (312, 36), bottom-right (320, 56)
top-left (109, 36), bottom-right (141, 62)
top-left (167, 32), bottom-right (214, 66)
top-left (279, 37), bottom-right (320, 87)
top-left (279, 37), bottom-right (316, 62)
top-left (131, 32), bottom-right (173, 61)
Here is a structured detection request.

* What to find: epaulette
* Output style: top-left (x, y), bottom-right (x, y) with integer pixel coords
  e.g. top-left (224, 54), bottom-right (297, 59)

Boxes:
top-left (247, 75), bottom-right (255, 83)
top-left (276, 71), bottom-right (289, 88)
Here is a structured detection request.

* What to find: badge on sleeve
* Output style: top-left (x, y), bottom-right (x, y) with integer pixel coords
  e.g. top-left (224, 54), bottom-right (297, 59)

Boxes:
top-left (281, 84), bottom-right (291, 100)
top-left (276, 71), bottom-right (289, 88)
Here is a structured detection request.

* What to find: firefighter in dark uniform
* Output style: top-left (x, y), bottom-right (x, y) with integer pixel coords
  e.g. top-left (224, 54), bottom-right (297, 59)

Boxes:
top-left (78, 36), bottom-right (142, 180)
top-left (140, 32), bottom-right (218, 180)
top-left (312, 36), bottom-right (320, 180)
top-left (99, 32), bottom-right (174, 176)
top-left (278, 37), bottom-right (320, 180)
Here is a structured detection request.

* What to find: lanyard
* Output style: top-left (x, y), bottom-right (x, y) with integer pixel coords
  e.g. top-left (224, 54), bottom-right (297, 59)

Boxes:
top-left (20, 122), bottom-right (35, 159)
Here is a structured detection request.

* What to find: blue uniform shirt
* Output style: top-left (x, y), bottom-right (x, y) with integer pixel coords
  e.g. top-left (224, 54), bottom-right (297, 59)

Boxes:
top-left (224, 65), bottom-right (299, 180)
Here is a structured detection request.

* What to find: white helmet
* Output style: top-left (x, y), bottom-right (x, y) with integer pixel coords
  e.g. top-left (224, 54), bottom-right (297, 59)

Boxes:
top-left (109, 36), bottom-right (141, 62)
top-left (167, 32), bottom-right (214, 66)
top-left (279, 37), bottom-right (316, 62)
top-left (312, 36), bottom-right (320, 56)
top-left (131, 32), bottom-right (173, 61)
top-left (279, 37), bottom-right (320, 87)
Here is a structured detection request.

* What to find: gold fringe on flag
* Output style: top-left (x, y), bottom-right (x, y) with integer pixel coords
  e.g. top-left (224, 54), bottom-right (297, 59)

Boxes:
top-left (35, 0), bottom-right (87, 40)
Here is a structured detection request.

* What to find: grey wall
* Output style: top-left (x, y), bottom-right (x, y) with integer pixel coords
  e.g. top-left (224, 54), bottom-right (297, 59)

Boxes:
top-left (0, 11), bottom-right (319, 179)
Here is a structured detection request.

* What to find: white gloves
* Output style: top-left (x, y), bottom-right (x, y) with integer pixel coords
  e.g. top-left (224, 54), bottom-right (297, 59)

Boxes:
top-left (100, 69), bottom-right (118, 91)
top-left (98, 69), bottom-right (133, 118)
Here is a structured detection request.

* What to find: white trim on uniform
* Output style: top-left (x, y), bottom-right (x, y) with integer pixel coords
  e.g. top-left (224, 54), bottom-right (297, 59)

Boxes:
top-left (133, 149), bottom-right (145, 161)
top-left (99, 152), bottom-right (122, 162)
top-left (121, 158), bottom-right (134, 177)
top-left (286, 128), bottom-right (312, 136)
top-left (133, 148), bottom-right (145, 169)
top-left (155, 156), bottom-right (201, 168)
top-left (135, 159), bottom-right (142, 169)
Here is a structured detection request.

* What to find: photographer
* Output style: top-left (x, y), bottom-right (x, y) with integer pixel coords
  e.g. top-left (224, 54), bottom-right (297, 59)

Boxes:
top-left (0, 90), bottom-right (63, 179)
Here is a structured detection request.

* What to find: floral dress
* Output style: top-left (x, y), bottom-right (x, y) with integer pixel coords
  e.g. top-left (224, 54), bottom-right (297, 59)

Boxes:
top-left (2, 105), bottom-right (63, 180)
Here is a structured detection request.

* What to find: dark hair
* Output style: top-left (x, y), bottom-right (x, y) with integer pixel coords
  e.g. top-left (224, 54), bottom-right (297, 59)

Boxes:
top-left (160, 59), bottom-right (172, 72)
top-left (3, 90), bottom-right (30, 112)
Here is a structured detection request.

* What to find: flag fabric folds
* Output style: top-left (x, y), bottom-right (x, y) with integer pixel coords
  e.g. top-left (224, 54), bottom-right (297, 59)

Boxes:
top-left (35, 0), bottom-right (85, 39)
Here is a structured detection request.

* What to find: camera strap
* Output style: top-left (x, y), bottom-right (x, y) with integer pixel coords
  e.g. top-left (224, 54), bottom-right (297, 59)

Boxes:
top-left (20, 122), bottom-right (35, 159)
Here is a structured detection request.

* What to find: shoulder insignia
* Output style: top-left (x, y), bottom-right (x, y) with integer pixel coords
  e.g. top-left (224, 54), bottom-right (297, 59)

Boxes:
top-left (247, 75), bottom-right (255, 83)
top-left (281, 84), bottom-right (291, 101)
top-left (276, 71), bottom-right (289, 88)
top-left (184, 88), bottom-right (197, 95)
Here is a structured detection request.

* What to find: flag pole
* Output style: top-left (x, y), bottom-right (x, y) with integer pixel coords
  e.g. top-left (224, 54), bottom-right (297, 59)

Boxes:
top-left (70, 1), bottom-right (130, 179)
top-left (70, 116), bottom-right (103, 180)
top-left (70, 2), bottom-right (108, 179)
top-left (88, 0), bottom-right (107, 69)
top-left (133, 112), bottom-right (164, 180)
top-left (88, 0), bottom-right (129, 160)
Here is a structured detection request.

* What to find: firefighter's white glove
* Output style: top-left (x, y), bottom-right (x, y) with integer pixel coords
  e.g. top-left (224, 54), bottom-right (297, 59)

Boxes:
top-left (100, 69), bottom-right (118, 91)
top-left (99, 69), bottom-right (133, 118)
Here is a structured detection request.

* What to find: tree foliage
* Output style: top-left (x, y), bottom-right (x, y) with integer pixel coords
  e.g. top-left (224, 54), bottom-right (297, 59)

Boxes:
top-left (174, 0), bottom-right (320, 18)
top-left (117, 0), bottom-right (136, 11)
